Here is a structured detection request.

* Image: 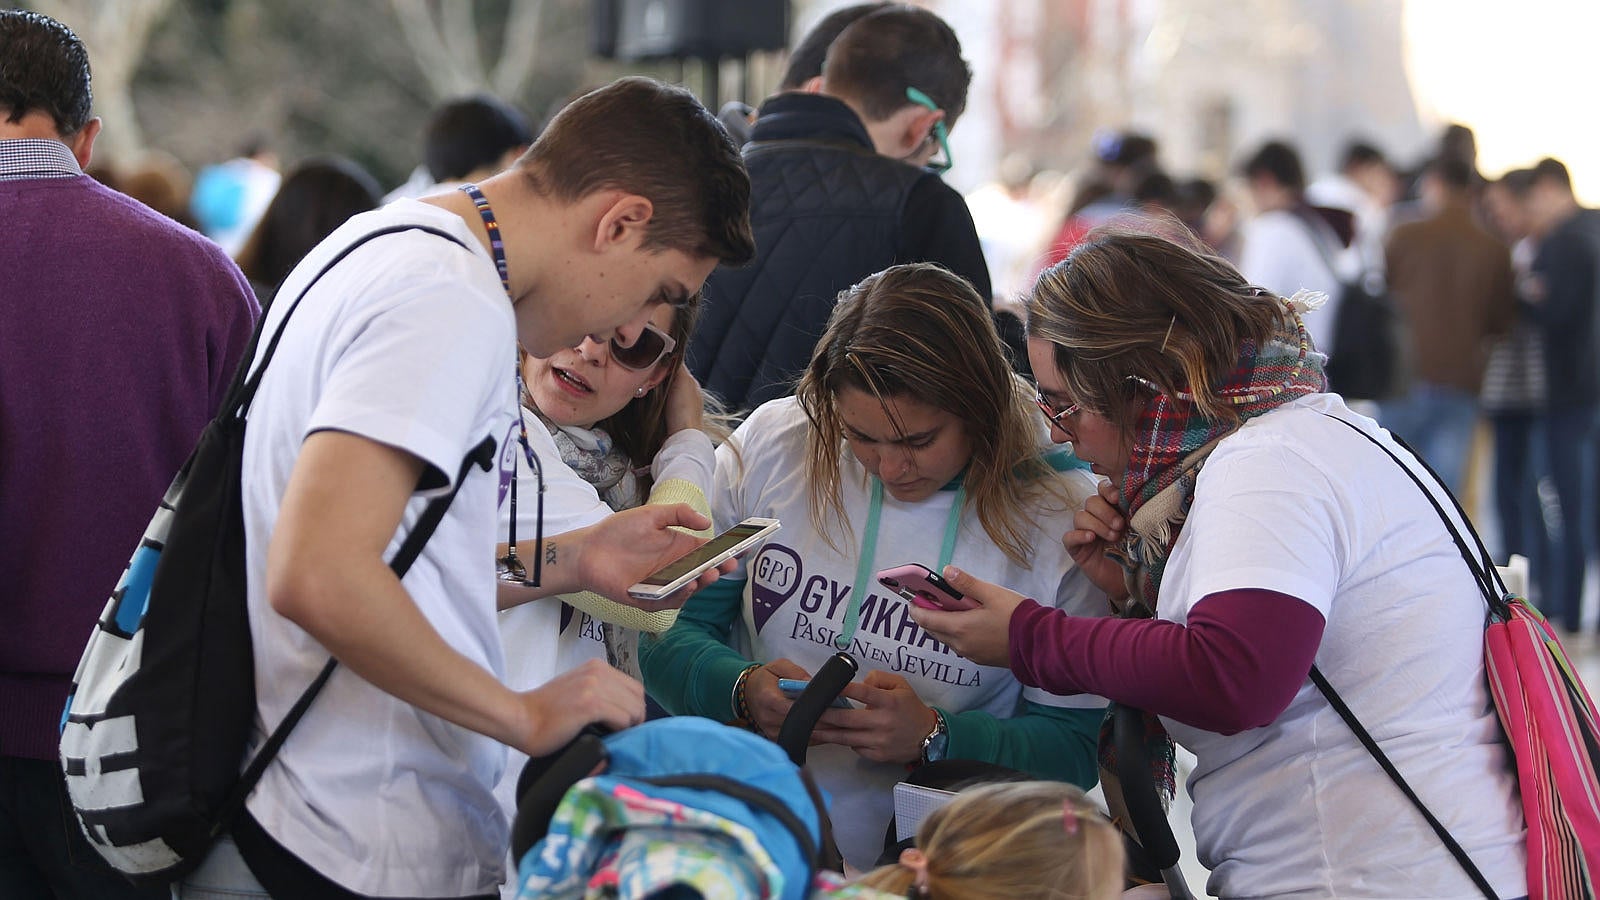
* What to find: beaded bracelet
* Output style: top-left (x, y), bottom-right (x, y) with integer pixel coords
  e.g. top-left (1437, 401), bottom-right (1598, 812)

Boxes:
top-left (731, 663), bottom-right (762, 734)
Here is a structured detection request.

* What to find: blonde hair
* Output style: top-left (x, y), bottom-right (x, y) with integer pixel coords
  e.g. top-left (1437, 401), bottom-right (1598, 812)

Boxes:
top-left (793, 263), bottom-right (1070, 566)
top-left (1025, 229), bottom-right (1288, 436)
top-left (856, 782), bottom-right (1124, 900)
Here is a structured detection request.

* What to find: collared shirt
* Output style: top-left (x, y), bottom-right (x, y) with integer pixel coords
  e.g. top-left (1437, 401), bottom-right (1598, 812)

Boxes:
top-left (0, 138), bottom-right (83, 181)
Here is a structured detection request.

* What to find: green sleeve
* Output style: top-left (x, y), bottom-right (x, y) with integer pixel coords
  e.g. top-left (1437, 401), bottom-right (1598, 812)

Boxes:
top-left (941, 699), bottom-right (1103, 788)
top-left (637, 574), bottom-right (755, 719)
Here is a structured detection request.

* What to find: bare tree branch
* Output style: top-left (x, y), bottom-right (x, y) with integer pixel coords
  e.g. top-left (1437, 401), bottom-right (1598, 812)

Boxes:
top-left (390, 0), bottom-right (482, 99)
top-left (29, 0), bottom-right (176, 164)
top-left (491, 0), bottom-right (546, 99)
top-left (388, 0), bottom-right (548, 103)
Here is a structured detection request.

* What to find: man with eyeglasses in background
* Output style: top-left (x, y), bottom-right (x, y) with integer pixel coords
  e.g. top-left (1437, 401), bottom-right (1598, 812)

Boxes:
top-left (687, 3), bottom-right (993, 413)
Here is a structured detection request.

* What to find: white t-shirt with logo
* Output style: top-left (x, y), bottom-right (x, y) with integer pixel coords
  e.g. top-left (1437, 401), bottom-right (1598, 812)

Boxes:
top-left (240, 200), bottom-right (519, 897)
top-left (1157, 393), bottom-right (1525, 898)
top-left (714, 398), bottom-right (1107, 868)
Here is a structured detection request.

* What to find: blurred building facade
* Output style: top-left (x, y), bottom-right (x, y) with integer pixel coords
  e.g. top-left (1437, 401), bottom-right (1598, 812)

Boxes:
top-left (796, 0), bottom-right (1429, 191)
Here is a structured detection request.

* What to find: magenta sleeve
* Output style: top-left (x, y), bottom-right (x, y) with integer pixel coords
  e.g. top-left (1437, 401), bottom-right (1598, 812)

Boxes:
top-left (1008, 588), bottom-right (1327, 735)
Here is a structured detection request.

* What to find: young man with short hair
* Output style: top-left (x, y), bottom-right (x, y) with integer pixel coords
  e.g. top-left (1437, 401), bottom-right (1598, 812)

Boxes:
top-left (178, 76), bottom-right (755, 899)
top-left (687, 4), bottom-right (992, 411)
top-left (1238, 139), bottom-right (1356, 359)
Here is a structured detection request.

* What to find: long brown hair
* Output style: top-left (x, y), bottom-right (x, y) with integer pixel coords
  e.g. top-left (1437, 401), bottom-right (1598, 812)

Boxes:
top-left (596, 294), bottom-right (733, 492)
top-left (855, 782), bottom-right (1124, 900)
top-left (1025, 229), bottom-right (1287, 436)
top-left (794, 263), bottom-right (1068, 566)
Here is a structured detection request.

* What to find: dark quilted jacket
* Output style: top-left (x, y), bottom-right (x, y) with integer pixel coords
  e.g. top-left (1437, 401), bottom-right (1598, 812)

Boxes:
top-left (687, 97), bottom-right (930, 412)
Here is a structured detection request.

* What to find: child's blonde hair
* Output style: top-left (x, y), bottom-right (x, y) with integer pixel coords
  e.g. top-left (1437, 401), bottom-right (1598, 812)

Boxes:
top-left (856, 782), bottom-right (1124, 900)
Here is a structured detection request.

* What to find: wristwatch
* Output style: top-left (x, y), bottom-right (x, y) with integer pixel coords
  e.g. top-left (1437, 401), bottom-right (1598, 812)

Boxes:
top-left (918, 709), bottom-right (949, 766)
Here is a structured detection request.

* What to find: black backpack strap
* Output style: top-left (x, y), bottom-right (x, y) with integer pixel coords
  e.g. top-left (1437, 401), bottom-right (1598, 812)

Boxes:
top-left (1307, 668), bottom-right (1496, 898)
top-left (214, 436), bottom-right (497, 835)
top-left (207, 222), bottom-right (493, 836)
top-left (1312, 414), bottom-right (1499, 898)
top-left (1321, 415), bottom-right (1507, 615)
top-left (222, 223), bottom-right (472, 420)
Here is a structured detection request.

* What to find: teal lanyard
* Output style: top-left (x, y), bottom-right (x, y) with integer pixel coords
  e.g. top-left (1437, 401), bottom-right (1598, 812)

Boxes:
top-left (835, 478), bottom-right (966, 650)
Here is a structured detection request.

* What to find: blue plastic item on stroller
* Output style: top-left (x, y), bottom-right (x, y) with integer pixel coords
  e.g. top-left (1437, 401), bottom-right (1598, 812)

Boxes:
top-left (509, 653), bottom-right (857, 900)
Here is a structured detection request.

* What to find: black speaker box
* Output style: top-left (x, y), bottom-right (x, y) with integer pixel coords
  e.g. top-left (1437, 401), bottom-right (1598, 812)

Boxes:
top-left (606, 0), bottom-right (787, 60)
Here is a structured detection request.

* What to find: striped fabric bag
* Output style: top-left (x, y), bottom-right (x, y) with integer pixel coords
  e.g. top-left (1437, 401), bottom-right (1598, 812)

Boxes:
top-left (1329, 415), bottom-right (1599, 899)
top-left (1485, 595), bottom-right (1600, 899)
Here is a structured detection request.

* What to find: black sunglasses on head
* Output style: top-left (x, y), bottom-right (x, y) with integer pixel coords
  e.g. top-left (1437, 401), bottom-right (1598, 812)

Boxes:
top-left (609, 321), bottom-right (677, 371)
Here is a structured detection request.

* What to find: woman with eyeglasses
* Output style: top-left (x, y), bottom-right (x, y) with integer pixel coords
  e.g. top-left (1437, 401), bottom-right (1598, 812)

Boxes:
top-left (913, 232), bottom-right (1527, 898)
top-left (491, 297), bottom-right (730, 895)
top-left (639, 263), bottom-right (1109, 869)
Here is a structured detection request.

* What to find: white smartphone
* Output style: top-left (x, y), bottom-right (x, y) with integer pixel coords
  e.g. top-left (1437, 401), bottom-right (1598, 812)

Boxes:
top-left (626, 517), bottom-right (780, 601)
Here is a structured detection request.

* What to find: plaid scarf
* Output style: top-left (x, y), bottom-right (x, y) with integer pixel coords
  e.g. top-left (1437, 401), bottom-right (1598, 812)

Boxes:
top-left (1098, 298), bottom-right (1326, 815)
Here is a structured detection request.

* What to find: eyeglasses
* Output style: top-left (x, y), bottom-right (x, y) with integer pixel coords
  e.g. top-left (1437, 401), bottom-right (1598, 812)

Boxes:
top-left (498, 375), bottom-right (545, 588)
top-left (904, 87), bottom-right (953, 174)
top-left (1035, 389), bottom-right (1082, 428)
top-left (609, 321), bottom-right (677, 372)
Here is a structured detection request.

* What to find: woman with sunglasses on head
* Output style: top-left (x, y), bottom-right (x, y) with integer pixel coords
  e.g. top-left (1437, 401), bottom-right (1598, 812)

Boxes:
top-left (492, 297), bottom-right (730, 895)
top-left (640, 263), bottom-right (1109, 869)
top-left (914, 231), bottom-right (1527, 898)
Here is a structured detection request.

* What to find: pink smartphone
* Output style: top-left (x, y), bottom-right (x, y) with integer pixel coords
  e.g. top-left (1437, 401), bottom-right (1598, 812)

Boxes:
top-left (876, 563), bottom-right (979, 611)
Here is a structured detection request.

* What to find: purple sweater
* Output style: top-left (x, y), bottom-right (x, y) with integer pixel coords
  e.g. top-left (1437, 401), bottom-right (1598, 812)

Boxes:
top-left (1, 166), bottom-right (258, 759)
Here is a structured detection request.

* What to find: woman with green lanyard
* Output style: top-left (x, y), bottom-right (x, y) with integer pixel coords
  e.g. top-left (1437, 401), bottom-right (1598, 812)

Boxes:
top-left (639, 263), bottom-right (1108, 869)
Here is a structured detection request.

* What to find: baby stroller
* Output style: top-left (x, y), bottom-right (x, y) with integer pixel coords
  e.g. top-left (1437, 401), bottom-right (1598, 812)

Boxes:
top-left (508, 653), bottom-right (858, 900)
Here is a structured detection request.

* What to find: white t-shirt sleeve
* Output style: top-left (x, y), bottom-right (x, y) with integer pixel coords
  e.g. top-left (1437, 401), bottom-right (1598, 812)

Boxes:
top-left (307, 277), bottom-right (509, 493)
top-left (714, 399), bottom-right (792, 532)
top-left (1171, 432), bottom-right (1348, 619)
top-left (651, 428), bottom-right (716, 493)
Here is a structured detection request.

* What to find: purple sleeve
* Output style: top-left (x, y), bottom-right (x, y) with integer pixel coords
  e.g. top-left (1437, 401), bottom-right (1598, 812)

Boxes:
top-left (1008, 588), bottom-right (1326, 735)
top-left (206, 255), bottom-right (261, 415)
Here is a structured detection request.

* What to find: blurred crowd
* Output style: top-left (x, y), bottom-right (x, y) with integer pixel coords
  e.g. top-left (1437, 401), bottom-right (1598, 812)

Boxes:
top-left (6, 2), bottom-right (1590, 898)
top-left (966, 123), bottom-right (1598, 634)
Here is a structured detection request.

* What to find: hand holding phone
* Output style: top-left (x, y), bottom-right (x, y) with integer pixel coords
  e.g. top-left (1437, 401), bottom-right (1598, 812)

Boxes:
top-left (626, 517), bottom-right (780, 601)
top-left (778, 678), bottom-right (857, 710)
top-left (877, 563), bottom-right (979, 611)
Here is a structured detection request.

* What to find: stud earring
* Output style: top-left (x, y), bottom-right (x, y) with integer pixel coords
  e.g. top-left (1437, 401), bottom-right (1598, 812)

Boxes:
top-left (635, 387), bottom-right (646, 397)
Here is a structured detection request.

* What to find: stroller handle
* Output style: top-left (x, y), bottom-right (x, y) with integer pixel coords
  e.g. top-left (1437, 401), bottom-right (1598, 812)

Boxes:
top-left (776, 652), bottom-right (858, 766)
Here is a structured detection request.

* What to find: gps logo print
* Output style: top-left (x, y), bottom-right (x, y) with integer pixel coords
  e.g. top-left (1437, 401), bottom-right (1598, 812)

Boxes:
top-left (750, 543), bottom-right (802, 632)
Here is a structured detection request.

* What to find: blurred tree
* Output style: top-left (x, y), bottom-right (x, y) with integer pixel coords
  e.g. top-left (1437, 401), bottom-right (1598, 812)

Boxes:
top-left (390, 0), bottom-right (549, 101)
top-left (24, 0), bottom-right (680, 190)
top-left (125, 0), bottom-right (602, 189)
top-left (27, 0), bottom-right (175, 164)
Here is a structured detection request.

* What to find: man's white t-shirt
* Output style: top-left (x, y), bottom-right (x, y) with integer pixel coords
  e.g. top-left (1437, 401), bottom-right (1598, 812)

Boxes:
top-left (1238, 209), bottom-right (1353, 356)
top-left (1156, 393), bottom-right (1525, 898)
top-left (241, 200), bottom-right (519, 897)
top-left (713, 398), bottom-right (1108, 869)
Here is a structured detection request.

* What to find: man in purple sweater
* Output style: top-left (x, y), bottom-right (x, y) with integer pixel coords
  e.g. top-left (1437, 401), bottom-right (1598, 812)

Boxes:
top-left (0, 11), bottom-right (258, 897)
